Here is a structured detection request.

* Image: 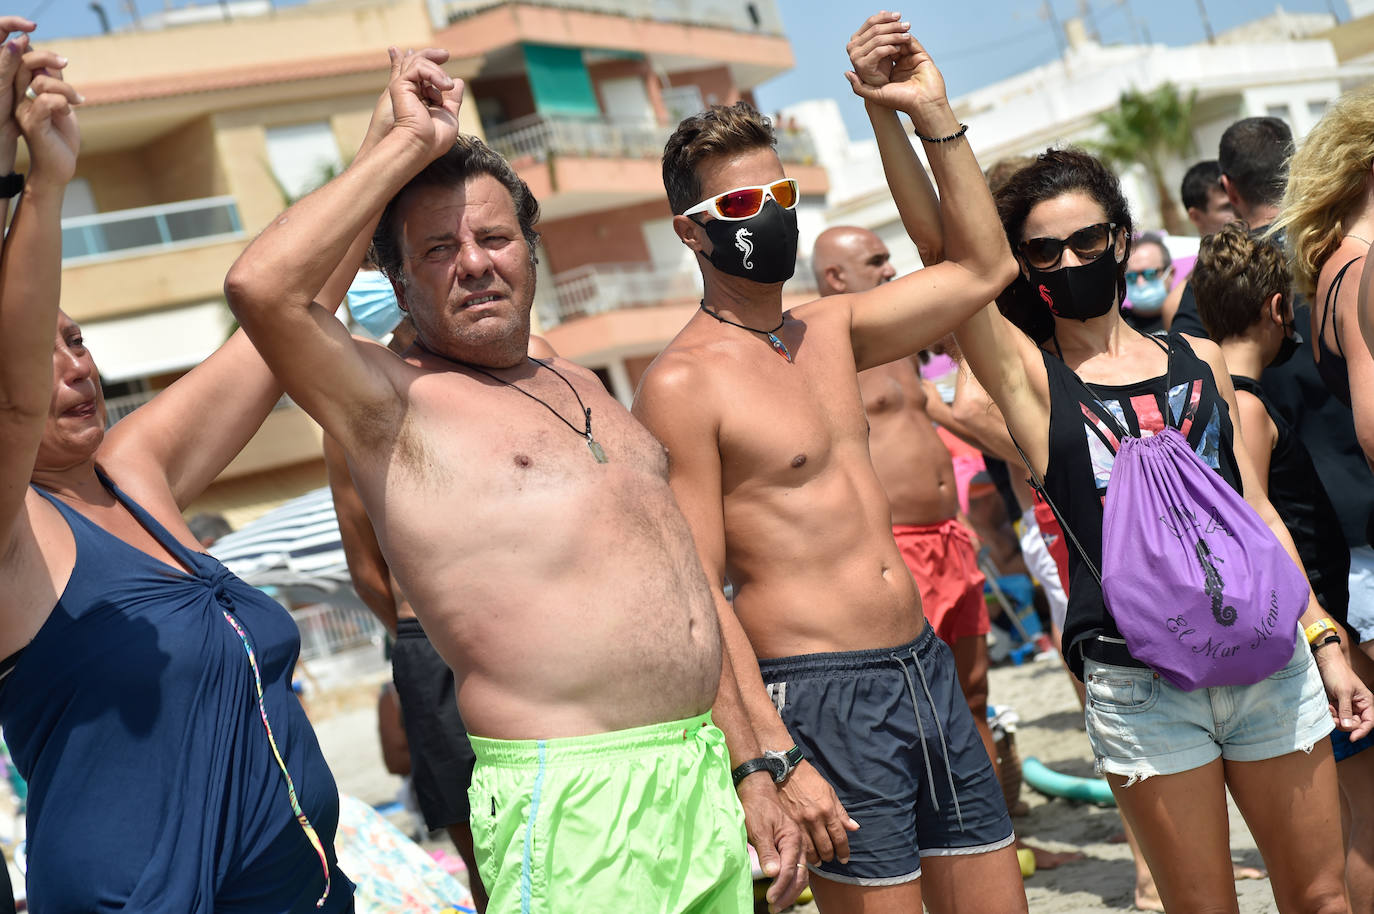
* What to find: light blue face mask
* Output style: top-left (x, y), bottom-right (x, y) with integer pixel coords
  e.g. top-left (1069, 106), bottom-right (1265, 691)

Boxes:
top-left (1128, 277), bottom-right (1168, 315)
top-left (345, 270), bottom-right (405, 338)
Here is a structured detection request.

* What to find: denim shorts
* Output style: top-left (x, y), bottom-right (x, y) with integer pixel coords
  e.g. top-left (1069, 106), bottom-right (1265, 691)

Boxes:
top-left (1083, 635), bottom-right (1334, 784)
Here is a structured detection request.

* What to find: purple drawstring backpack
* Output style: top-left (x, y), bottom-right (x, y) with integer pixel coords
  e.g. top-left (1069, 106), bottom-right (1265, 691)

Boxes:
top-left (1019, 339), bottom-right (1309, 691)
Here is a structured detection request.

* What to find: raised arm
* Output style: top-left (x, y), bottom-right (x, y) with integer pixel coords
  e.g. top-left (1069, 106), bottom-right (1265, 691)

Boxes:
top-left (848, 17), bottom-right (942, 266)
top-left (225, 48), bottom-right (461, 451)
top-left (101, 83), bottom-right (403, 509)
top-left (0, 18), bottom-right (35, 229)
top-left (833, 15), bottom-right (1016, 370)
top-left (0, 46), bottom-right (77, 552)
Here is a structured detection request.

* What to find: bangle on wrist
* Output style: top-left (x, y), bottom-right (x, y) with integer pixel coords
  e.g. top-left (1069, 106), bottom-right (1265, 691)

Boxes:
top-left (913, 122), bottom-right (968, 144)
top-left (1305, 618), bottom-right (1338, 645)
top-left (1312, 633), bottom-right (1342, 653)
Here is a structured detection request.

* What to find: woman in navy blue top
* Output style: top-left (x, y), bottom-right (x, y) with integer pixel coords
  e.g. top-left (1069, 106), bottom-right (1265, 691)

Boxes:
top-left (0, 42), bottom-right (390, 912)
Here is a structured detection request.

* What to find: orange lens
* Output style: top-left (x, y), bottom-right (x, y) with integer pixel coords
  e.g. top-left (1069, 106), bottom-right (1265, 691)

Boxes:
top-left (770, 179), bottom-right (798, 208)
top-left (716, 187), bottom-right (765, 219)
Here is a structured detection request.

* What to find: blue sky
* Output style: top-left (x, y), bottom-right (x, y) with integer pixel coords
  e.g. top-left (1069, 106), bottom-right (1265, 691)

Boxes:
top-left (21, 0), bottom-right (1355, 139)
top-left (754, 0), bottom-right (1353, 140)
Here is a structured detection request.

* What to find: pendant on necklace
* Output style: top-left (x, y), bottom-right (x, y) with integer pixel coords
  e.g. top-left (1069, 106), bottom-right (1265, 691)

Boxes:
top-left (766, 332), bottom-right (793, 363)
top-left (583, 407), bottom-right (609, 463)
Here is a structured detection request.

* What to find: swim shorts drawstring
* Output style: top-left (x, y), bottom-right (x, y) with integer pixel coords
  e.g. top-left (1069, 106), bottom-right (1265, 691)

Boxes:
top-left (891, 647), bottom-right (964, 832)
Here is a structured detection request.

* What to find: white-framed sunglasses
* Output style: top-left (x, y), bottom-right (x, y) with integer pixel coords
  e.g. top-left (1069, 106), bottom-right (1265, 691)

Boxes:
top-left (683, 178), bottom-right (800, 221)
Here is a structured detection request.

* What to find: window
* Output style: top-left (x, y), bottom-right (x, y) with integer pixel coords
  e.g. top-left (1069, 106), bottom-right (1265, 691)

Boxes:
top-left (264, 122), bottom-right (344, 202)
top-left (661, 85), bottom-right (705, 124)
top-left (1265, 103), bottom-right (1292, 123)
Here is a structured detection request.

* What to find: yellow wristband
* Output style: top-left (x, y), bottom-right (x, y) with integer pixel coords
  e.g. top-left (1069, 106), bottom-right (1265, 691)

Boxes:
top-left (1305, 618), bottom-right (1338, 645)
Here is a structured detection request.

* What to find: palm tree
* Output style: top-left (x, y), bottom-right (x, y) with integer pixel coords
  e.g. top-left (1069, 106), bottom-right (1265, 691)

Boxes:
top-left (1087, 83), bottom-right (1197, 236)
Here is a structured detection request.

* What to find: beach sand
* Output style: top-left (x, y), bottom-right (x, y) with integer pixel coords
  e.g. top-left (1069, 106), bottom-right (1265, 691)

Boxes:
top-left (312, 657), bottom-right (1283, 913)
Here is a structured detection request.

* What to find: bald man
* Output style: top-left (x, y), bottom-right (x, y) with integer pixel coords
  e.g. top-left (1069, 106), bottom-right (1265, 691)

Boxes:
top-left (813, 226), bottom-right (998, 775)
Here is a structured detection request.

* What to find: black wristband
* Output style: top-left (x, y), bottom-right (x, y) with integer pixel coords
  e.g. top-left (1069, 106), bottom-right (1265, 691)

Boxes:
top-left (1312, 634), bottom-right (1342, 653)
top-left (913, 123), bottom-right (968, 144)
top-left (731, 757), bottom-right (773, 787)
top-left (0, 173), bottom-right (22, 199)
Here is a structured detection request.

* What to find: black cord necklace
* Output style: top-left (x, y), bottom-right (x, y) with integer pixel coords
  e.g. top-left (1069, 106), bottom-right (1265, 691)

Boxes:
top-left (435, 350), bottom-right (608, 463)
top-left (698, 301), bottom-right (792, 362)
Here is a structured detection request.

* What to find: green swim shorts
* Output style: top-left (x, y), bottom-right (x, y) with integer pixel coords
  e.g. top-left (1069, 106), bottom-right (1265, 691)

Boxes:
top-left (467, 712), bottom-right (752, 914)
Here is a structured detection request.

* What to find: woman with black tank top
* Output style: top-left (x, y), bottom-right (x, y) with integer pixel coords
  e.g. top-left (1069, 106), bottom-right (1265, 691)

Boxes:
top-left (0, 48), bottom-right (402, 911)
top-left (1193, 223), bottom-right (1374, 914)
top-left (955, 148), bottom-right (1373, 913)
top-left (1272, 88), bottom-right (1374, 658)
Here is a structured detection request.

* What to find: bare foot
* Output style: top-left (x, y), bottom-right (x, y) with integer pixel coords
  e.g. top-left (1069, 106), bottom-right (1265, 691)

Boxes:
top-left (1135, 876), bottom-right (1163, 912)
top-left (1133, 863), bottom-right (1266, 909)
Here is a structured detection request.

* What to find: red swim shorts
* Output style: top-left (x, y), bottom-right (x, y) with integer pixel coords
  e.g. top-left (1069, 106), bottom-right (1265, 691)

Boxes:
top-left (894, 518), bottom-right (989, 645)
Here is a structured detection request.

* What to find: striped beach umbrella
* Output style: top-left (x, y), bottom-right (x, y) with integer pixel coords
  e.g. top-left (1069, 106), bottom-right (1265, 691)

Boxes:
top-left (210, 486), bottom-right (354, 600)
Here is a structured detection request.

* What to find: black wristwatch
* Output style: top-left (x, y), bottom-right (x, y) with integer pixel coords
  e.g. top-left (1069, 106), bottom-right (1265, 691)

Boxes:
top-left (763, 745), bottom-right (805, 784)
top-left (731, 757), bottom-right (774, 787)
top-left (0, 173), bottom-right (22, 199)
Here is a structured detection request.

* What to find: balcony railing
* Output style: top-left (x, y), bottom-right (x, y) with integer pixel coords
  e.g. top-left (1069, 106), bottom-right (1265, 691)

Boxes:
top-left (488, 113), bottom-right (817, 165)
top-left (488, 113), bottom-right (669, 163)
top-left (539, 257), bottom-right (815, 328)
top-left (293, 601), bottom-right (386, 663)
top-left (62, 196), bottom-right (243, 265)
top-left (103, 389), bottom-right (159, 427)
top-left (543, 261), bottom-right (700, 326)
top-left (444, 0), bottom-right (785, 36)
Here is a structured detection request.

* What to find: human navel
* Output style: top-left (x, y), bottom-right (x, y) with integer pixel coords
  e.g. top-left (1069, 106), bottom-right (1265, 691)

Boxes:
top-left (514, 454), bottom-right (532, 469)
top-left (791, 454), bottom-right (807, 469)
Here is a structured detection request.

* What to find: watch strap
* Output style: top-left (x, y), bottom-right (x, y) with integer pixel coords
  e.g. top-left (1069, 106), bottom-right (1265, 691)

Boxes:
top-left (731, 757), bottom-right (774, 787)
top-left (0, 173), bottom-right (22, 199)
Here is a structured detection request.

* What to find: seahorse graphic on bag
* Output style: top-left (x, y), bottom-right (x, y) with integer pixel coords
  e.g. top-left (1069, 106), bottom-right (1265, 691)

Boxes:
top-left (1193, 537), bottom-right (1237, 626)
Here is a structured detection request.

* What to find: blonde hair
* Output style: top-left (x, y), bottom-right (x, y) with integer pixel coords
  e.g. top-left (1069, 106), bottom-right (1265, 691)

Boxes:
top-left (1272, 87), bottom-right (1374, 299)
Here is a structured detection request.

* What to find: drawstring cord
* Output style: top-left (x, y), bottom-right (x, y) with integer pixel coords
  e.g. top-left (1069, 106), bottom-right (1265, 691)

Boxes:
top-left (890, 647), bottom-right (965, 831)
top-left (220, 604), bottom-right (331, 908)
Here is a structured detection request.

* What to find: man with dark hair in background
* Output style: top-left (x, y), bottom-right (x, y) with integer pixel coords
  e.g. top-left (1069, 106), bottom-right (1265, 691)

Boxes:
top-left (1160, 160), bottom-right (1235, 325)
top-left (1170, 118), bottom-right (1290, 339)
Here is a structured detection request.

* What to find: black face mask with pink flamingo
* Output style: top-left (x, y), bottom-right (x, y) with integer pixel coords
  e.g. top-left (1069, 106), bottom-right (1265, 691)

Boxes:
top-left (1025, 248), bottom-right (1120, 322)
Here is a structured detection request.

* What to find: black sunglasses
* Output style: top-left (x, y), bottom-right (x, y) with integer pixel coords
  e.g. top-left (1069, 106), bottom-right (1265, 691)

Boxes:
top-left (1019, 222), bottom-right (1118, 270)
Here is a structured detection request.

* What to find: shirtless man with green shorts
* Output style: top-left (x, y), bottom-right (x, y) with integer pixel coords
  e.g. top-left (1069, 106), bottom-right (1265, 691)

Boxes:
top-left (226, 48), bottom-right (805, 914)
